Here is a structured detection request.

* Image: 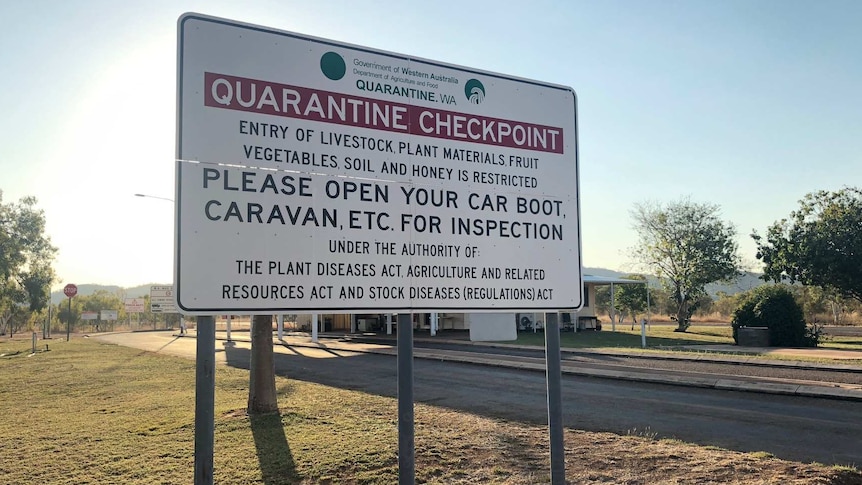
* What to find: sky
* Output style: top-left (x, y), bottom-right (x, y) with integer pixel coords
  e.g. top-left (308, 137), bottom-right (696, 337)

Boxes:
top-left (1, 0), bottom-right (860, 289)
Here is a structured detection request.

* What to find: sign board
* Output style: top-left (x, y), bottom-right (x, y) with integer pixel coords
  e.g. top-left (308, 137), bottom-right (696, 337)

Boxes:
top-left (150, 285), bottom-right (178, 313)
top-left (150, 285), bottom-right (174, 301)
top-left (176, 14), bottom-right (581, 314)
top-left (124, 298), bottom-right (146, 313)
top-left (81, 311), bottom-right (98, 321)
top-left (151, 302), bottom-right (178, 314)
top-left (63, 284), bottom-right (77, 298)
top-left (101, 310), bottom-right (118, 321)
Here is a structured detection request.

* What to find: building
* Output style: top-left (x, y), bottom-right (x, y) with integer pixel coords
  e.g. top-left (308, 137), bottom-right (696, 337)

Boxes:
top-left (274, 274), bottom-right (647, 341)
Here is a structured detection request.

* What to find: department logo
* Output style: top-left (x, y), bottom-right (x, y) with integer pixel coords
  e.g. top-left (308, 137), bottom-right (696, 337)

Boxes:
top-left (465, 79), bottom-right (485, 104)
top-left (320, 52), bottom-right (346, 81)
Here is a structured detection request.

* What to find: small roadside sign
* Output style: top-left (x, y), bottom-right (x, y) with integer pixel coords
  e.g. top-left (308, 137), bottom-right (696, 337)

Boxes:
top-left (124, 298), bottom-right (146, 313)
top-left (151, 302), bottom-right (178, 314)
top-left (150, 285), bottom-right (177, 313)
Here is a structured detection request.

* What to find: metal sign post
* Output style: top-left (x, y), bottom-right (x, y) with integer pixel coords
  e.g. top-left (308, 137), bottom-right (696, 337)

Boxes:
top-left (544, 312), bottom-right (565, 484)
top-left (194, 315), bottom-right (215, 485)
top-left (397, 313), bottom-right (414, 484)
top-left (66, 297), bottom-right (72, 341)
top-left (63, 284), bottom-right (77, 341)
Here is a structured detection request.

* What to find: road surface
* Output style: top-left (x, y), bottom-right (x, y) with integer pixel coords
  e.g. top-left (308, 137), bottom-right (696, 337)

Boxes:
top-left (97, 331), bottom-right (862, 466)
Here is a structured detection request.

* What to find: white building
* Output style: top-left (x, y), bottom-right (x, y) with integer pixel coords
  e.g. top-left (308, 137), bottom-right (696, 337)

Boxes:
top-left (282, 274), bottom-right (647, 341)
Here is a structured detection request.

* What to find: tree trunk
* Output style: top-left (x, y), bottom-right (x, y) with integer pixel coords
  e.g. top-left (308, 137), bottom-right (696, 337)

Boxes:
top-left (1, 309), bottom-right (11, 336)
top-left (831, 301), bottom-right (842, 325)
top-left (248, 314), bottom-right (278, 415)
top-left (675, 300), bottom-right (689, 332)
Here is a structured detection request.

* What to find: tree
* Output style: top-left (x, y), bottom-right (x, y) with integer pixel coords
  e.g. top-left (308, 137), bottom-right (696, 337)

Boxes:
top-left (247, 314), bottom-right (278, 414)
top-left (594, 286), bottom-right (612, 322)
top-left (753, 187), bottom-right (862, 304)
top-left (790, 285), bottom-right (844, 325)
top-left (615, 275), bottom-right (648, 324)
top-left (630, 198), bottom-right (742, 332)
top-left (595, 280), bottom-right (650, 325)
top-left (712, 291), bottom-right (741, 320)
top-left (0, 192), bottom-right (56, 335)
top-left (690, 293), bottom-right (716, 318)
top-left (645, 286), bottom-right (674, 319)
top-left (79, 290), bottom-right (123, 332)
top-left (731, 285), bottom-right (818, 347)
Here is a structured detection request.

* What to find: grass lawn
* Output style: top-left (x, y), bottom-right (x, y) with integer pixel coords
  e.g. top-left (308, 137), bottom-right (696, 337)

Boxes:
top-left (1, 337), bottom-right (860, 484)
top-left (512, 325), bottom-right (735, 349)
top-left (821, 336), bottom-right (862, 351)
top-left (511, 325), bottom-right (862, 354)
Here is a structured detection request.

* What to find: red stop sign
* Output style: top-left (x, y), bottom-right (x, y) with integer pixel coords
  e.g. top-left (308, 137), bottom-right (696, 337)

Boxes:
top-left (63, 284), bottom-right (78, 298)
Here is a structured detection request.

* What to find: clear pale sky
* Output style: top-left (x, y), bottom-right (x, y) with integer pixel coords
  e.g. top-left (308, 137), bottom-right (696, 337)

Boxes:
top-left (1, 0), bottom-right (859, 289)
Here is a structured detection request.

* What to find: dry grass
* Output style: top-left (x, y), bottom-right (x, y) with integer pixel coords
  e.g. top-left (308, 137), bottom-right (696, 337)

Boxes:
top-left (0, 337), bottom-right (859, 484)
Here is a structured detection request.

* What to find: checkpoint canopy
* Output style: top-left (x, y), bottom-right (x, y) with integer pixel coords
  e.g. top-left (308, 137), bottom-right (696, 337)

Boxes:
top-left (176, 13), bottom-right (582, 315)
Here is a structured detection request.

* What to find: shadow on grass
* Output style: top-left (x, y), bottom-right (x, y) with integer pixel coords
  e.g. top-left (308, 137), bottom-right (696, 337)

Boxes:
top-left (223, 341), bottom-right (302, 484)
top-left (250, 413), bottom-right (301, 485)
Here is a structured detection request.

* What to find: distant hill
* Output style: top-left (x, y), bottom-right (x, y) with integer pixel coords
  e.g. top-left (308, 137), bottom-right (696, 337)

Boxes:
top-left (583, 267), bottom-right (628, 278)
top-left (51, 269), bottom-right (767, 305)
top-left (707, 272), bottom-right (767, 296)
top-left (583, 267), bottom-right (766, 297)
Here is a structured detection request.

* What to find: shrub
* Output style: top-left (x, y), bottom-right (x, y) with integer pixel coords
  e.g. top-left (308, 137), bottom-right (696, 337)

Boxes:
top-left (731, 285), bottom-right (818, 347)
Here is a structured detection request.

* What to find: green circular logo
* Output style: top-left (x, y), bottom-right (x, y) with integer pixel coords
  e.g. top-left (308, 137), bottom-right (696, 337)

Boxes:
top-left (320, 52), bottom-right (346, 80)
top-left (465, 79), bottom-right (485, 104)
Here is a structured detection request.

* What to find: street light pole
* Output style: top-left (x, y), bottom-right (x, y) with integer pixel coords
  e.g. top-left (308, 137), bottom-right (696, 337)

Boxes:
top-left (135, 192), bottom-right (215, 482)
top-left (134, 193), bottom-right (174, 203)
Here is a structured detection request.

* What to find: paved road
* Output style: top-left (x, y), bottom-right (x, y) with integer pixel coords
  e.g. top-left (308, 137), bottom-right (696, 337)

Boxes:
top-left (400, 340), bottom-right (862, 385)
top-left (98, 331), bottom-right (862, 466)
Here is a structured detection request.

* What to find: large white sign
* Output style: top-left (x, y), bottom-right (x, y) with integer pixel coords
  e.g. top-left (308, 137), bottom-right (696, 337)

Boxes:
top-left (81, 311), bottom-right (98, 321)
top-left (176, 13), bottom-right (582, 314)
top-left (101, 310), bottom-right (118, 321)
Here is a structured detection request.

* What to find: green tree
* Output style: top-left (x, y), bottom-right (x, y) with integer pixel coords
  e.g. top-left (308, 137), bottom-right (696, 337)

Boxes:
top-left (56, 298), bottom-right (81, 334)
top-left (731, 285), bottom-right (818, 347)
top-left (790, 285), bottom-right (835, 325)
top-left (594, 286), bottom-right (612, 321)
top-left (646, 286), bottom-right (674, 319)
top-left (712, 291), bottom-right (741, 320)
top-left (753, 187), bottom-right (862, 303)
top-left (615, 275), bottom-right (649, 324)
top-left (631, 198), bottom-right (742, 332)
top-left (0, 192), bottom-right (56, 335)
top-left (138, 294), bottom-right (155, 330)
top-left (596, 278), bottom-right (654, 325)
top-left (691, 293), bottom-right (716, 318)
top-left (4, 304), bottom-right (27, 336)
top-left (78, 290), bottom-right (123, 332)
